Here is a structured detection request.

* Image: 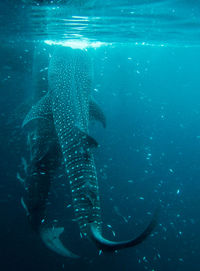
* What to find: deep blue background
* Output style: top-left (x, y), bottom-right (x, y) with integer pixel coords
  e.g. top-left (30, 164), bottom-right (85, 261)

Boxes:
top-left (0, 42), bottom-right (200, 271)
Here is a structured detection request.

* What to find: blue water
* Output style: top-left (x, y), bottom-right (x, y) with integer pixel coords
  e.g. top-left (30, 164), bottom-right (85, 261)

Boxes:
top-left (0, 0), bottom-right (200, 270)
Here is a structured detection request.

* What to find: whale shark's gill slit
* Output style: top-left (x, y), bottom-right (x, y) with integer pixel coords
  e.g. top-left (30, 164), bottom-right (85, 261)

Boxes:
top-left (89, 210), bottom-right (158, 251)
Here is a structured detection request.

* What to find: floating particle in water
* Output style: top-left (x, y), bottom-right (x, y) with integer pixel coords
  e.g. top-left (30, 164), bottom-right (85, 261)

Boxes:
top-left (163, 227), bottom-right (167, 232)
top-left (128, 179), bottom-right (133, 183)
top-left (21, 157), bottom-right (28, 173)
top-left (169, 168), bottom-right (174, 173)
top-left (143, 256), bottom-right (148, 263)
top-left (58, 174), bottom-right (64, 178)
top-left (102, 173), bottom-right (108, 180)
top-left (112, 230), bottom-right (116, 237)
top-left (139, 197), bottom-right (144, 200)
top-left (160, 114), bottom-right (165, 119)
top-left (190, 218), bottom-right (195, 224)
top-left (177, 189), bottom-right (180, 195)
top-left (146, 153), bottom-right (152, 160)
top-left (17, 172), bottom-right (24, 184)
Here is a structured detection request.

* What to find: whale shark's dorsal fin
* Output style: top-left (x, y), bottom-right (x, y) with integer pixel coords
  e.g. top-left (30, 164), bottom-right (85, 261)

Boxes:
top-left (40, 227), bottom-right (79, 258)
top-left (89, 100), bottom-right (106, 128)
top-left (22, 93), bottom-right (52, 128)
top-left (73, 126), bottom-right (99, 149)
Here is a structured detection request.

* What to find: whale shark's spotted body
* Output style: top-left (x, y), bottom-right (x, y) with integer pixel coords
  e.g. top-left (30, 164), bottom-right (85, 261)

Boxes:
top-left (22, 46), bottom-right (157, 257)
top-left (49, 47), bottom-right (102, 234)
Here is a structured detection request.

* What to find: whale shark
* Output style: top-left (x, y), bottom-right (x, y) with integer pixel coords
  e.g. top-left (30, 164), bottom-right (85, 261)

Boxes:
top-left (22, 46), bottom-right (157, 257)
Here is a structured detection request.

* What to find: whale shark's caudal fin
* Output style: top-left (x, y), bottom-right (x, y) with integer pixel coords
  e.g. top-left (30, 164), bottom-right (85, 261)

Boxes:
top-left (89, 209), bottom-right (158, 252)
top-left (21, 198), bottom-right (78, 258)
top-left (40, 227), bottom-right (79, 258)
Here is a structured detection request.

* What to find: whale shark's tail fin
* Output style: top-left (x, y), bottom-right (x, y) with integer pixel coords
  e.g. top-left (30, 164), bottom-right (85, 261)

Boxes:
top-left (89, 208), bottom-right (158, 252)
top-left (40, 227), bottom-right (79, 258)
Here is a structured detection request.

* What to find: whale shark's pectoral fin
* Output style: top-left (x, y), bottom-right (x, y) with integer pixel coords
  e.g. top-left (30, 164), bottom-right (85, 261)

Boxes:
top-left (22, 93), bottom-right (52, 128)
top-left (40, 227), bottom-right (79, 258)
top-left (89, 100), bottom-right (106, 128)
